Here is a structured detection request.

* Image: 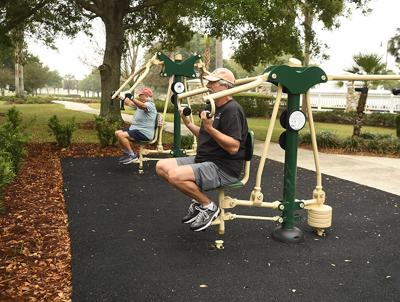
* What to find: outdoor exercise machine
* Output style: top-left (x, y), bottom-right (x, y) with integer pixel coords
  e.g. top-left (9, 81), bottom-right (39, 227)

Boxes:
top-left (196, 59), bottom-right (330, 243)
top-left (110, 52), bottom-right (209, 173)
top-left (196, 59), bottom-right (400, 243)
top-left (156, 52), bottom-right (207, 157)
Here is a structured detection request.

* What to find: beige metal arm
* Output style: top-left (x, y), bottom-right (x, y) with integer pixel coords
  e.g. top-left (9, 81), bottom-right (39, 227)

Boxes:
top-left (111, 54), bottom-right (163, 99)
top-left (178, 87), bottom-right (209, 99)
top-left (203, 73), bottom-right (269, 102)
top-left (304, 92), bottom-right (322, 189)
top-left (327, 74), bottom-right (400, 81)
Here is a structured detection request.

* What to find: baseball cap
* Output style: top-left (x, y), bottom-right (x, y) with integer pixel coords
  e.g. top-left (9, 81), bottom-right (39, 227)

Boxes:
top-left (138, 87), bottom-right (153, 97)
top-left (203, 68), bottom-right (235, 85)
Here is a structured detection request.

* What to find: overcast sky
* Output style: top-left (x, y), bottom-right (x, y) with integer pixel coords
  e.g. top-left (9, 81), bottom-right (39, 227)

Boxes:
top-left (28, 0), bottom-right (400, 81)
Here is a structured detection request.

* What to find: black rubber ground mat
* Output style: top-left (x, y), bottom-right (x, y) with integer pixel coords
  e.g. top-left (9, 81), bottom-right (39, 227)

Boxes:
top-left (62, 156), bottom-right (400, 302)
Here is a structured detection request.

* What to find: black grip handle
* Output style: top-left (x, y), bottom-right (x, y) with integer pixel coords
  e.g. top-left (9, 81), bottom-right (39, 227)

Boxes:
top-left (182, 107), bottom-right (191, 116)
top-left (198, 110), bottom-right (212, 119)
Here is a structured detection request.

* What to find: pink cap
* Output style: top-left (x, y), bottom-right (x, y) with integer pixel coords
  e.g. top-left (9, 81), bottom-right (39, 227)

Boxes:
top-left (203, 68), bottom-right (235, 85)
top-left (138, 87), bottom-right (153, 97)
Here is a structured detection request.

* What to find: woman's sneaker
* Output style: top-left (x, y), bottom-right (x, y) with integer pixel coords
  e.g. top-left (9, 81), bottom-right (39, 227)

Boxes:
top-left (121, 154), bottom-right (138, 164)
top-left (182, 200), bottom-right (201, 224)
top-left (190, 206), bottom-right (220, 232)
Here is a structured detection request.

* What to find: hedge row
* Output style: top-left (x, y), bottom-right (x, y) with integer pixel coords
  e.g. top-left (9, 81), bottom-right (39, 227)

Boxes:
top-left (300, 131), bottom-right (400, 155)
top-left (0, 95), bottom-right (100, 104)
top-left (312, 110), bottom-right (397, 128)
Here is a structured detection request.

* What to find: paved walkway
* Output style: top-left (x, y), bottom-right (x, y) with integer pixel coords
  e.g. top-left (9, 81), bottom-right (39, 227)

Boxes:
top-left (53, 100), bottom-right (400, 196)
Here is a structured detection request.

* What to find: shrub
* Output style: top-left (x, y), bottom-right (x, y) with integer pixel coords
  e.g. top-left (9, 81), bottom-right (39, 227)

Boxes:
top-left (0, 152), bottom-right (15, 214)
top-left (393, 139), bottom-right (400, 155)
top-left (0, 108), bottom-right (29, 214)
top-left (362, 137), bottom-right (397, 154)
top-left (0, 95), bottom-right (55, 104)
top-left (311, 110), bottom-right (397, 128)
top-left (359, 132), bottom-right (392, 140)
top-left (94, 116), bottom-right (121, 147)
top-left (299, 130), bottom-right (341, 149)
top-left (396, 115), bottom-right (400, 138)
top-left (6, 106), bottom-right (23, 128)
top-left (48, 115), bottom-right (76, 148)
top-left (234, 93), bottom-right (284, 117)
top-left (312, 110), bottom-right (355, 124)
top-left (0, 107), bottom-right (29, 172)
top-left (364, 138), bottom-right (385, 154)
top-left (364, 112), bottom-right (396, 128)
top-left (359, 132), bottom-right (377, 140)
top-left (342, 136), bottom-right (363, 152)
top-left (299, 131), bottom-right (312, 145)
top-left (181, 135), bottom-right (194, 149)
top-left (155, 99), bottom-right (173, 113)
top-left (316, 131), bottom-right (341, 148)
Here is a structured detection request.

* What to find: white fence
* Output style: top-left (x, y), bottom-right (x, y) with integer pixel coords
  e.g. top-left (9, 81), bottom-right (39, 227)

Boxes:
top-left (307, 92), bottom-right (400, 113)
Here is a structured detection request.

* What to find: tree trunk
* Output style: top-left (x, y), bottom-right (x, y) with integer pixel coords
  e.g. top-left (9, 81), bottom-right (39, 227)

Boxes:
top-left (345, 81), bottom-right (358, 112)
top-left (99, 14), bottom-right (125, 121)
top-left (302, 2), bottom-right (313, 67)
top-left (13, 29), bottom-right (25, 97)
top-left (301, 1), bottom-right (313, 113)
top-left (215, 38), bottom-right (223, 69)
top-left (203, 36), bottom-right (211, 70)
top-left (353, 86), bottom-right (369, 137)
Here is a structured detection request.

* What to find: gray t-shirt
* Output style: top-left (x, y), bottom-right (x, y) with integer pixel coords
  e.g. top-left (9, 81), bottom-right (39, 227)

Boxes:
top-left (129, 100), bottom-right (157, 140)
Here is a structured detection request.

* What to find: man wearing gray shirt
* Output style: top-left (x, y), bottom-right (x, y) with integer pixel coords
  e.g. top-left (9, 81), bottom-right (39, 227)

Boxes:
top-left (115, 87), bottom-right (157, 164)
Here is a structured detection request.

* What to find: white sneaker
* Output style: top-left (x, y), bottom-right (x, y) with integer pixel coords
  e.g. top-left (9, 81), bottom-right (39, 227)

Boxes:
top-left (121, 154), bottom-right (138, 164)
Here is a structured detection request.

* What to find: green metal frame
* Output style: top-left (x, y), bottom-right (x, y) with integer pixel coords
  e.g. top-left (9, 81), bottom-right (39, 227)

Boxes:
top-left (156, 52), bottom-right (202, 157)
top-left (266, 64), bottom-right (328, 241)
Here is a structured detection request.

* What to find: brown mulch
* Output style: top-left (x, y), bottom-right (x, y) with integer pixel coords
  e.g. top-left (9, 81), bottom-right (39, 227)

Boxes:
top-left (0, 143), bottom-right (126, 302)
top-left (0, 142), bottom-right (397, 301)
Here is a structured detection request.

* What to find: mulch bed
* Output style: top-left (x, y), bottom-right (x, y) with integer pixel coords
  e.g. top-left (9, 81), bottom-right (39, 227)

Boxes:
top-left (0, 142), bottom-right (396, 301)
top-left (0, 143), bottom-right (130, 302)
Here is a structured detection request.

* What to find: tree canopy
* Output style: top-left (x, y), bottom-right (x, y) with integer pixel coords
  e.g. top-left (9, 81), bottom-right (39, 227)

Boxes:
top-left (0, 0), bottom-right (90, 48)
top-left (194, 0), bottom-right (371, 70)
top-left (388, 28), bottom-right (400, 64)
top-left (71, 0), bottom-right (206, 120)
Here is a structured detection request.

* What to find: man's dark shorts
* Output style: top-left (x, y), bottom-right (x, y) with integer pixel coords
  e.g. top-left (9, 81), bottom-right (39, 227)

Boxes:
top-left (176, 156), bottom-right (239, 191)
top-left (123, 128), bottom-right (149, 141)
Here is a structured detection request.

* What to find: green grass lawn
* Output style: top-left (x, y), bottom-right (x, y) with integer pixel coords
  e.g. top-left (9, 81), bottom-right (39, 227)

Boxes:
top-left (1, 102), bottom-right (396, 144)
top-left (0, 102), bottom-right (99, 143)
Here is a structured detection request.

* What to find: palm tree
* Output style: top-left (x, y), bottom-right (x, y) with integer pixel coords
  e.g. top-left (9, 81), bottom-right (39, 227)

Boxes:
top-left (203, 36), bottom-right (211, 70)
top-left (388, 28), bottom-right (400, 64)
top-left (346, 53), bottom-right (386, 137)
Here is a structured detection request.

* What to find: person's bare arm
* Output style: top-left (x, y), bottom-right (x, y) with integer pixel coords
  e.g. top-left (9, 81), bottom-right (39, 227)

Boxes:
top-left (179, 108), bottom-right (200, 137)
top-left (125, 98), bottom-right (148, 111)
